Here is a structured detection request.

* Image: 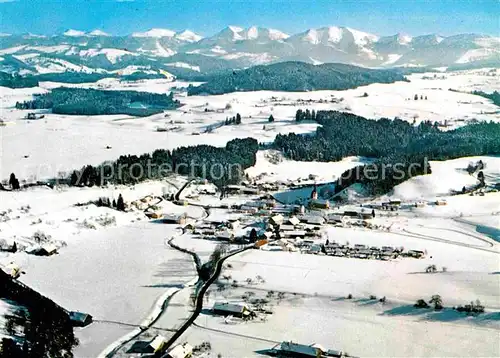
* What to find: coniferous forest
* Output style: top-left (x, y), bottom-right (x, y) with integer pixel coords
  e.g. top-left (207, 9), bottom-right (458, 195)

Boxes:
top-left (15, 87), bottom-right (181, 116)
top-left (68, 138), bottom-right (259, 191)
top-left (187, 62), bottom-right (407, 95)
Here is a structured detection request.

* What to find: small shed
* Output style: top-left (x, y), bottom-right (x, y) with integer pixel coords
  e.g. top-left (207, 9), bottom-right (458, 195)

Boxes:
top-left (69, 311), bottom-right (93, 327)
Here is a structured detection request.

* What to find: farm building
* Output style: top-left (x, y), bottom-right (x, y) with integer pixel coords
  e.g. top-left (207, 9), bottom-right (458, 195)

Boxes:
top-left (148, 335), bottom-right (167, 353)
top-left (69, 311), bottom-right (93, 327)
top-left (128, 334), bottom-right (167, 354)
top-left (165, 342), bottom-right (193, 358)
top-left (280, 224), bottom-right (298, 231)
top-left (226, 185), bottom-right (260, 195)
top-left (327, 214), bottom-right (343, 223)
top-left (282, 230), bottom-right (307, 238)
top-left (216, 229), bottom-right (235, 241)
top-left (212, 302), bottom-right (253, 318)
top-left (255, 239), bottom-right (268, 248)
top-left (27, 244), bottom-right (58, 256)
top-left (287, 216), bottom-right (301, 226)
top-left (407, 250), bottom-right (425, 258)
top-left (435, 199), bottom-right (448, 206)
top-left (162, 214), bottom-right (187, 225)
top-left (298, 215), bottom-right (325, 226)
top-left (2, 262), bottom-right (21, 279)
top-left (145, 211), bottom-right (163, 219)
top-left (269, 214), bottom-right (285, 226)
top-left (272, 341), bottom-right (323, 357)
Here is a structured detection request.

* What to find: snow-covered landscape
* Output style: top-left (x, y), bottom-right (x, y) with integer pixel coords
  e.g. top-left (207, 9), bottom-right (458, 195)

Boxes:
top-left (1, 2), bottom-right (499, 357)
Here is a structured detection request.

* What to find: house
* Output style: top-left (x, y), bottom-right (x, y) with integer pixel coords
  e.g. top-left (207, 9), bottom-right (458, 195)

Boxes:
top-left (165, 343), bottom-right (193, 358)
top-left (2, 262), bottom-right (21, 279)
top-left (162, 214), bottom-right (187, 225)
top-left (408, 250), bottom-right (425, 258)
top-left (269, 214), bottom-right (285, 226)
top-left (381, 203), bottom-right (399, 211)
top-left (69, 311), bottom-right (93, 327)
top-left (145, 211), bottom-right (163, 219)
top-left (273, 341), bottom-right (324, 357)
top-left (288, 216), bottom-right (301, 226)
top-left (212, 302), bottom-right (253, 318)
top-left (24, 112), bottom-right (44, 120)
top-left (309, 199), bottom-right (330, 209)
top-left (435, 199), bottom-right (447, 206)
top-left (282, 230), bottom-right (307, 238)
top-left (308, 244), bottom-right (322, 254)
top-left (27, 244), bottom-right (58, 256)
top-left (216, 229), bottom-right (234, 241)
top-left (415, 201), bottom-right (427, 208)
top-left (327, 214), bottom-right (343, 223)
top-left (255, 239), bottom-right (268, 248)
top-left (280, 224), bottom-right (297, 232)
top-left (300, 215), bottom-right (325, 226)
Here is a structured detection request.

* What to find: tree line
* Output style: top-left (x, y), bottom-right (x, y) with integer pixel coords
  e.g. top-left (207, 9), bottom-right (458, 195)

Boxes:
top-left (0, 72), bottom-right (39, 89)
top-left (67, 138), bottom-right (259, 192)
top-left (187, 61), bottom-right (407, 95)
top-left (15, 87), bottom-right (180, 117)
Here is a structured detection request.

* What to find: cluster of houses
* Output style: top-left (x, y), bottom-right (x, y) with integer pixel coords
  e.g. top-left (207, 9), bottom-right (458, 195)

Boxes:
top-left (323, 242), bottom-right (425, 260)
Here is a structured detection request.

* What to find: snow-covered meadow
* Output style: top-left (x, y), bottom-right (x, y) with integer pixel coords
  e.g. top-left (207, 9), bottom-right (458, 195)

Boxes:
top-left (1, 69), bottom-right (499, 181)
top-left (0, 68), bottom-right (499, 357)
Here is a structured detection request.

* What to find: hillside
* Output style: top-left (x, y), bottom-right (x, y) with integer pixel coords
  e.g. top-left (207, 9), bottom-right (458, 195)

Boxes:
top-left (187, 62), bottom-right (407, 95)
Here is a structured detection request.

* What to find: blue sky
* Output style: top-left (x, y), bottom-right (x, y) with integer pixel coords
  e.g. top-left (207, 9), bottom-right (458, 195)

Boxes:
top-left (0, 0), bottom-right (498, 37)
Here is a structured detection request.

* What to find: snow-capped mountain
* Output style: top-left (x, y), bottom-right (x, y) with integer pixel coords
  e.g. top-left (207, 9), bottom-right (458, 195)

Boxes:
top-left (63, 29), bottom-right (87, 37)
top-left (132, 28), bottom-right (176, 38)
top-left (88, 30), bottom-right (111, 37)
top-left (0, 26), bottom-right (498, 77)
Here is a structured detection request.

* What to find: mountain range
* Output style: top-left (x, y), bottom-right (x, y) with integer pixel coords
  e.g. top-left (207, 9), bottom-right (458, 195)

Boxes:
top-left (0, 26), bottom-right (498, 78)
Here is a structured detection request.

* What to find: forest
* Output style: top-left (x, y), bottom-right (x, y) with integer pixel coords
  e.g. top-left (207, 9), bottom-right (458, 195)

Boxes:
top-left (273, 110), bottom-right (500, 195)
top-left (471, 90), bottom-right (500, 106)
top-left (187, 61), bottom-right (407, 95)
top-left (15, 87), bottom-right (181, 116)
top-left (0, 72), bottom-right (39, 88)
top-left (67, 137), bottom-right (259, 192)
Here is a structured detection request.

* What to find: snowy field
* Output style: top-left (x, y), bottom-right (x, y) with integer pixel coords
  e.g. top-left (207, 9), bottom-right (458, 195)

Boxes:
top-left (1, 69), bottom-right (499, 181)
top-left (187, 207), bottom-right (500, 357)
top-left (391, 156), bottom-right (500, 200)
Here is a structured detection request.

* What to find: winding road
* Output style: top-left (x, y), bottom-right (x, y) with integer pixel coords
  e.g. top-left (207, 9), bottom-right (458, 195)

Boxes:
top-left (160, 244), bottom-right (252, 354)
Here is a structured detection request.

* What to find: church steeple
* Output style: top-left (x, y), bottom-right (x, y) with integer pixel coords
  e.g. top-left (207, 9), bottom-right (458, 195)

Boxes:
top-left (311, 184), bottom-right (318, 200)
